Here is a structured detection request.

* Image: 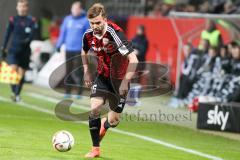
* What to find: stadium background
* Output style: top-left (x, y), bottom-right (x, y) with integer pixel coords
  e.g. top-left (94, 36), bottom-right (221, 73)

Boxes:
top-left (1, 0), bottom-right (239, 85)
top-left (1, 0), bottom-right (240, 160)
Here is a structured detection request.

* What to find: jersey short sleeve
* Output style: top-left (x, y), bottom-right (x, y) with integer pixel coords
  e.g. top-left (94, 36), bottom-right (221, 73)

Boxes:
top-left (107, 26), bottom-right (134, 56)
top-left (82, 30), bottom-right (93, 52)
top-left (82, 33), bottom-right (90, 52)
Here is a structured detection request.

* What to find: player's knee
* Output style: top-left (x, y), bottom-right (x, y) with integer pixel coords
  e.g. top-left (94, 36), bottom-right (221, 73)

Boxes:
top-left (90, 104), bottom-right (102, 116)
top-left (90, 108), bottom-right (101, 118)
top-left (89, 112), bottom-right (100, 119)
top-left (108, 118), bottom-right (120, 128)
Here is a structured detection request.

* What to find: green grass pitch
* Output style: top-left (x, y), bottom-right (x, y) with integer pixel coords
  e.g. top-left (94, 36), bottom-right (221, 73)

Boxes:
top-left (0, 83), bottom-right (240, 160)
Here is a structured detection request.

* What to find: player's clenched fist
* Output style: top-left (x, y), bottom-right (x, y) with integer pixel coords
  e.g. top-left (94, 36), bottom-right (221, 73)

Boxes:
top-left (84, 71), bottom-right (93, 87)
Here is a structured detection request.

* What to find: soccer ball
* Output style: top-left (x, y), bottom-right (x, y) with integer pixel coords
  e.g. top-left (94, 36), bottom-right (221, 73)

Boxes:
top-left (52, 130), bottom-right (74, 152)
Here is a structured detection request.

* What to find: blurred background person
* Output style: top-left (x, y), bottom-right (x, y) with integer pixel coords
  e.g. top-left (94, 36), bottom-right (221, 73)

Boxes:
top-left (169, 43), bottom-right (200, 108)
top-left (230, 42), bottom-right (240, 75)
top-left (223, 0), bottom-right (237, 14)
top-left (213, 45), bottom-right (231, 74)
top-left (214, 42), bottom-right (240, 102)
top-left (49, 18), bottom-right (61, 46)
top-left (56, 1), bottom-right (90, 99)
top-left (184, 46), bottom-right (218, 105)
top-left (0, 0), bottom-right (37, 102)
top-left (176, 43), bottom-right (200, 99)
top-left (131, 25), bottom-right (149, 87)
top-left (132, 25), bottom-right (149, 63)
top-left (198, 39), bottom-right (210, 56)
top-left (200, 20), bottom-right (223, 49)
top-left (148, 0), bottom-right (176, 17)
top-left (227, 42), bottom-right (240, 102)
top-left (39, 8), bottom-right (53, 41)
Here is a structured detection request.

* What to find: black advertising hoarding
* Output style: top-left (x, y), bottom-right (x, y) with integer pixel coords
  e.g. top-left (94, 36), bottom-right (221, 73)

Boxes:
top-left (197, 102), bottom-right (240, 133)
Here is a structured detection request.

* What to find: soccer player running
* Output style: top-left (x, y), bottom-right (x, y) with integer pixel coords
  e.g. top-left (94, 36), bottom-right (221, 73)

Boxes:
top-left (81, 3), bottom-right (138, 158)
top-left (0, 0), bottom-right (37, 102)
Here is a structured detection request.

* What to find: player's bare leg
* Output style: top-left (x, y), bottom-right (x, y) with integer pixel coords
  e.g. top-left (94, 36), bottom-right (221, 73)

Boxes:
top-left (85, 97), bottom-right (104, 158)
top-left (100, 111), bottom-right (121, 142)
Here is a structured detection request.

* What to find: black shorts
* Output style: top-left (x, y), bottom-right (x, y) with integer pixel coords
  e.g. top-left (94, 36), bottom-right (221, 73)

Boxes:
top-left (7, 48), bottom-right (31, 69)
top-left (90, 75), bottom-right (129, 113)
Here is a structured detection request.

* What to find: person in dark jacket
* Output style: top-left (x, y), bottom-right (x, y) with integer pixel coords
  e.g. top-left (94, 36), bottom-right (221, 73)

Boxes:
top-left (230, 43), bottom-right (240, 75)
top-left (169, 43), bottom-right (200, 108)
top-left (177, 43), bottom-right (200, 99)
top-left (132, 25), bottom-right (149, 62)
top-left (213, 45), bottom-right (231, 74)
top-left (0, 0), bottom-right (37, 102)
top-left (56, 1), bottom-right (90, 98)
top-left (215, 42), bottom-right (240, 102)
top-left (183, 47), bottom-right (218, 105)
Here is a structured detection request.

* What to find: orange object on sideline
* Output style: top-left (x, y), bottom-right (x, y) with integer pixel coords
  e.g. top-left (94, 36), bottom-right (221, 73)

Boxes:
top-left (0, 61), bottom-right (21, 84)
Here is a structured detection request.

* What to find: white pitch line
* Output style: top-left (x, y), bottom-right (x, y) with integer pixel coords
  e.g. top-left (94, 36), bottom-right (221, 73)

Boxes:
top-left (0, 96), bottom-right (53, 115)
top-left (111, 129), bottom-right (223, 160)
top-left (26, 92), bottom-right (90, 111)
top-left (0, 96), bottom-right (223, 160)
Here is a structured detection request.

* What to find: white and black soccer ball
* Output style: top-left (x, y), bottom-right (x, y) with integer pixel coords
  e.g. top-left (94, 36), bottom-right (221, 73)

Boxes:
top-left (52, 130), bottom-right (74, 152)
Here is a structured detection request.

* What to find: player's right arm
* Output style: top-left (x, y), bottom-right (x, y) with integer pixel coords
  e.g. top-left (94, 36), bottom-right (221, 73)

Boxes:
top-left (81, 32), bottom-right (92, 87)
top-left (82, 49), bottom-right (93, 87)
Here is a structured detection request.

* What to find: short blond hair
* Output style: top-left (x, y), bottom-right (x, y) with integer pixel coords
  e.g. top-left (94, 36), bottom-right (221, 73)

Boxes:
top-left (87, 3), bottom-right (106, 19)
top-left (17, 0), bottom-right (28, 5)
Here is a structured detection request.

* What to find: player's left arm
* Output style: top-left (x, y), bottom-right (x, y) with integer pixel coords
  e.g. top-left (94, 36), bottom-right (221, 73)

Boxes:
top-left (124, 51), bottom-right (139, 81)
top-left (113, 31), bottom-right (139, 96)
top-left (119, 50), bottom-right (138, 96)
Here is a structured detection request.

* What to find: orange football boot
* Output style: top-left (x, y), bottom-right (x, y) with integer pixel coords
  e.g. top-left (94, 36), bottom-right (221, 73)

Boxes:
top-left (99, 117), bottom-right (108, 142)
top-left (85, 146), bottom-right (100, 158)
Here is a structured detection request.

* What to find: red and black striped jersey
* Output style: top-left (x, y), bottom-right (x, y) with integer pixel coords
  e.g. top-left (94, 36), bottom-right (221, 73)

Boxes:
top-left (82, 21), bottom-right (134, 79)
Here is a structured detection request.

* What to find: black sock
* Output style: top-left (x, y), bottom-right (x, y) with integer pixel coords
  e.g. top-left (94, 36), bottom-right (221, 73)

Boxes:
top-left (15, 76), bottom-right (24, 96)
top-left (89, 116), bottom-right (101, 147)
top-left (104, 118), bottom-right (111, 130)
